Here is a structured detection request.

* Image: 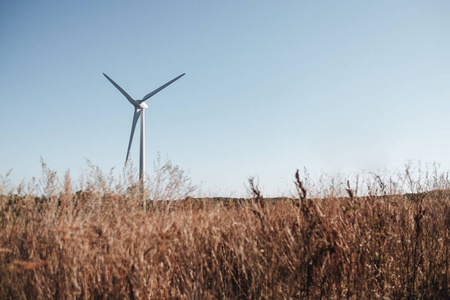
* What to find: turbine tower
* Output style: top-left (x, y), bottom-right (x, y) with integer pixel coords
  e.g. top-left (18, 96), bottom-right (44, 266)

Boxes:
top-left (103, 72), bottom-right (185, 182)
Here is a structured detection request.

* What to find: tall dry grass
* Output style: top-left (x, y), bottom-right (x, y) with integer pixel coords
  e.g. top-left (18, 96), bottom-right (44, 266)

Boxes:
top-left (0, 161), bottom-right (449, 299)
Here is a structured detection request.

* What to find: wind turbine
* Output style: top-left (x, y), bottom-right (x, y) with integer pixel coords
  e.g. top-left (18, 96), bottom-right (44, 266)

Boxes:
top-left (103, 72), bottom-right (185, 182)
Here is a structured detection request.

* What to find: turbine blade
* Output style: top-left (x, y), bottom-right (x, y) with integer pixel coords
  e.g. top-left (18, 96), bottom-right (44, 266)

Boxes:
top-left (125, 109), bottom-right (142, 165)
top-left (141, 73), bottom-right (185, 101)
top-left (103, 73), bottom-right (136, 106)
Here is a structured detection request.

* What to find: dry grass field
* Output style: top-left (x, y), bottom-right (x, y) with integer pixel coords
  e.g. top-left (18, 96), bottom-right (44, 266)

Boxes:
top-left (0, 161), bottom-right (449, 299)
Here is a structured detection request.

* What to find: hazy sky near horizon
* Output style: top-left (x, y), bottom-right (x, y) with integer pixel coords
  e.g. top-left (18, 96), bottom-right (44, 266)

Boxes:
top-left (1, 1), bottom-right (449, 196)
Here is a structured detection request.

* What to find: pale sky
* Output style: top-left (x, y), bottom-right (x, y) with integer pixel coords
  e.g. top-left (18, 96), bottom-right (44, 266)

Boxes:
top-left (1, 1), bottom-right (449, 196)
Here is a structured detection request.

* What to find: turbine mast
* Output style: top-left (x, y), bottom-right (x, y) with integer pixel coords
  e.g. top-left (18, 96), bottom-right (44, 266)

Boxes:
top-left (140, 109), bottom-right (145, 183)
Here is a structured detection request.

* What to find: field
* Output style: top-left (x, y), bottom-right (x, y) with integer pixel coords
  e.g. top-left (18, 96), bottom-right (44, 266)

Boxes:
top-left (0, 161), bottom-right (449, 299)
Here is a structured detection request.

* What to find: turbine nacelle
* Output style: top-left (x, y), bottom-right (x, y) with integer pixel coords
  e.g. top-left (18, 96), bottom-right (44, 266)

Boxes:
top-left (135, 101), bottom-right (148, 110)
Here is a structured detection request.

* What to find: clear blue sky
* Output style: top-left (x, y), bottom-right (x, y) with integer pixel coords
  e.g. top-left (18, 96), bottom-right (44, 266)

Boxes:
top-left (1, 1), bottom-right (449, 196)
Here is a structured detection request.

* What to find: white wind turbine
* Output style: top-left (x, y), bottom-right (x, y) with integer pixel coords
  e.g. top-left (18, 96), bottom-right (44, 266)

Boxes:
top-left (103, 72), bottom-right (185, 182)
